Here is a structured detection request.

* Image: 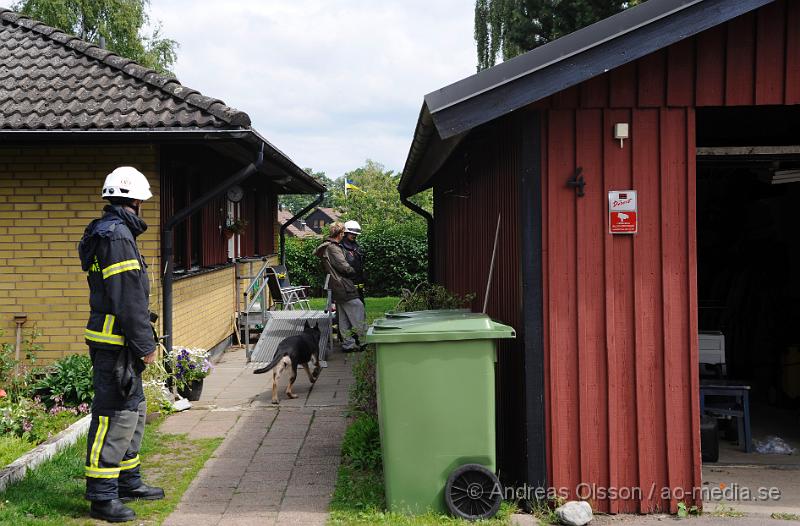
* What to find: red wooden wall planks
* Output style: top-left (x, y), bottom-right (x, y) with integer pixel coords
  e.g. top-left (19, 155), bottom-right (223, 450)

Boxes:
top-left (556, 1), bottom-right (800, 111)
top-left (574, 109), bottom-right (609, 506)
top-left (160, 161), bottom-right (230, 268)
top-left (433, 116), bottom-right (526, 485)
top-left (787, 0), bottom-right (800, 104)
top-left (201, 195), bottom-right (227, 267)
top-left (630, 109), bottom-right (668, 513)
top-left (537, 1), bottom-right (795, 514)
top-left (239, 187), bottom-right (278, 258)
top-left (541, 106), bottom-right (699, 514)
top-left (261, 192), bottom-right (278, 255)
top-left (239, 191), bottom-right (256, 257)
top-left (161, 148), bottom-right (280, 268)
top-left (545, 109), bottom-right (581, 498)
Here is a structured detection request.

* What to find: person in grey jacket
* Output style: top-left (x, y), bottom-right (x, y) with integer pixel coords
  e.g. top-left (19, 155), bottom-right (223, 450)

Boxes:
top-left (314, 222), bottom-right (365, 352)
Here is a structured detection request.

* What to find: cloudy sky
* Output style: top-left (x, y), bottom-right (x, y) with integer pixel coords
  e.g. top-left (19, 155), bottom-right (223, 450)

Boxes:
top-left (0, 1), bottom-right (477, 176)
top-left (14, 0), bottom-right (476, 178)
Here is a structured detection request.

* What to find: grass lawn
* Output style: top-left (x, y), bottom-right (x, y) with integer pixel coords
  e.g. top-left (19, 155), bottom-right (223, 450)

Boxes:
top-left (0, 411), bottom-right (87, 468)
top-left (327, 424), bottom-right (517, 526)
top-left (0, 418), bottom-right (220, 525)
top-left (0, 435), bottom-right (40, 468)
top-left (307, 296), bottom-right (401, 324)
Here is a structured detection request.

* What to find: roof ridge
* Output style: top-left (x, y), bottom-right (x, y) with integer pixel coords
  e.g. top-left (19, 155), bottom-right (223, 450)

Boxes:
top-left (0, 8), bottom-right (251, 128)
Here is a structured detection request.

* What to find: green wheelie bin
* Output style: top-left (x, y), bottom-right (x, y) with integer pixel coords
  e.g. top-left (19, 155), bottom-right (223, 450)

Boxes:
top-left (366, 312), bottom-right (515, 519)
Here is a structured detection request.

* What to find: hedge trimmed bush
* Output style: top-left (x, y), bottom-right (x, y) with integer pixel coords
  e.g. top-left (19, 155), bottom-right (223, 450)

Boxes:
top-left (285, 222), bottom-right (427, 297)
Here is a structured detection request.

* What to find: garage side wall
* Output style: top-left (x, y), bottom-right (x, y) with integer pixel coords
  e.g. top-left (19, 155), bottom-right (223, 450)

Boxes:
top-left (433, 116), bottom-right (525, 485)
top-left (538, 0), bottom-right (799, 514)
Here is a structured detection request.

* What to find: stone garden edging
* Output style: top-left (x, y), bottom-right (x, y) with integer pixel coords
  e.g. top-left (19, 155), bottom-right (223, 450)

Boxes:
top-left (0, 413), bottom-right (91, 492)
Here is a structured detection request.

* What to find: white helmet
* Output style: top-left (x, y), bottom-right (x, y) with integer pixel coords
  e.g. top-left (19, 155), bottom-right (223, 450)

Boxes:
top-left (344, 220), bottom-right (362, 235)
top-left (102, 166), bottom-right (152, 201)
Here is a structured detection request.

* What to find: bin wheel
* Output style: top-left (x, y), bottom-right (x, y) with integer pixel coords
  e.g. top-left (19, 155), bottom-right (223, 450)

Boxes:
top-left (445, 463), bottom-right (502, 521)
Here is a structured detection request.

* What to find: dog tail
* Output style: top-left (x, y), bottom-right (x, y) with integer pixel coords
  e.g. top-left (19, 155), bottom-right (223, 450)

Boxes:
top-left (253, 353), bottom-right (285, 374)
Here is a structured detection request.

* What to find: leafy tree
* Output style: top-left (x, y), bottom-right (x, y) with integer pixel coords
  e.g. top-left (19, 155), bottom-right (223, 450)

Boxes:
top-left (332, 159), bottom-right (432, 233)
top-left (279, 168), bottom-right (335, 215)
top-left (14, 0), bottom-right (178, 75)
top-left (475, 0), bottom-right (641, 70)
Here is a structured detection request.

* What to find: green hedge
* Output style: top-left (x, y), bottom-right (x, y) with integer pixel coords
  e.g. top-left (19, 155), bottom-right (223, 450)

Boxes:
top-left (285, 223), bottom-right (427, 297)
top-left (284, 236), bottom-right (327, 293)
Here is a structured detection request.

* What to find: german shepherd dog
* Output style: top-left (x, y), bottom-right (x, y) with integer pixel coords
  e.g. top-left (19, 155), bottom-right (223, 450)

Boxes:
top-left (253, 321), bottom-right (321, 404)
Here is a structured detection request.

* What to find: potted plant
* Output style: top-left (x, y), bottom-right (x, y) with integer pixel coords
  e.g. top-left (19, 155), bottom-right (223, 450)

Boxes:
top-left (142, 353), bottom-right (174, 422)
top-left (223, 218), bottom-right (248, 239)
top-left (172, 347), bottom-right (213, 401)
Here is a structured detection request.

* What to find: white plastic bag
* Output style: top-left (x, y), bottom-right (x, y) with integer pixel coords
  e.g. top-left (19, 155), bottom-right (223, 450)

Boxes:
top-left (754, 435), bottom-right (797, 455)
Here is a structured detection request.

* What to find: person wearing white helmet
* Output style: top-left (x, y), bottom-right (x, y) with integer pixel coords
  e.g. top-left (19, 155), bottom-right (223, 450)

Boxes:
top-left (314, 223), bottom-right (366, 353)
top-left (341, 220), bottom-right (365, 303)
top-left (343, 220), bottom-right (361, 236)
top-left (78, 166), bottom-right (163, 522)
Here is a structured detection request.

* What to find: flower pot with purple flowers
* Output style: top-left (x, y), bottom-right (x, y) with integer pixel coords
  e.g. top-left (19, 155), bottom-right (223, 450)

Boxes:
top-left (178, 379), bottom-right (204, 401)
top-left (171, 346), bottom-right (213, 402)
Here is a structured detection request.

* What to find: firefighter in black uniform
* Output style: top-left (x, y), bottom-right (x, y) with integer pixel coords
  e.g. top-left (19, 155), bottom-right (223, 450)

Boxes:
top-left (78, 166), bottom-right (164, 523)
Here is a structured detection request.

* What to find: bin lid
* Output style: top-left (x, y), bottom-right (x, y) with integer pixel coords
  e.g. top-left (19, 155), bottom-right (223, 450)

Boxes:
top-left (383, 309), bottom-right (471, 319)
top-left (366, 312), bottom-right (516, 343)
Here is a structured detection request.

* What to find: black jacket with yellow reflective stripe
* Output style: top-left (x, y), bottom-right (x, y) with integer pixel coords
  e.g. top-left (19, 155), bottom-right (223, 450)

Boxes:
top-left (78, 205), bottom-right (154, 359)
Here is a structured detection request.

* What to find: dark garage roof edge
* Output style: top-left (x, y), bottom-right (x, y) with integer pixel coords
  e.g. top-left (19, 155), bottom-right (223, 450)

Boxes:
top-left (400, 0), bottom-right (775, 197)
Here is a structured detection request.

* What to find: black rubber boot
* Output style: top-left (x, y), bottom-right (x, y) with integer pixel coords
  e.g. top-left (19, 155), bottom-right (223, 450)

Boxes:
top-left (119, 483), bottom-right (165, 502)
top-left (89, 499), bottom-right (136, 523)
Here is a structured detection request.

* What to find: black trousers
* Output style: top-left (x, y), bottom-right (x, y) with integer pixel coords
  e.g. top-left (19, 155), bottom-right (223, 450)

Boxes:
top-left (85, 346), bottom-right (146, 501)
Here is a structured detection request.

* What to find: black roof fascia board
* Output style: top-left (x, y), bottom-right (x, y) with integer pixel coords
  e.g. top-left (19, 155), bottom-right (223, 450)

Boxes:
top-left (425, 0), bottom-right (700, 116)
top-left (399, 103), bottom-right (468, 198)
top-left (399, 0), bottom-right (774, 197)
top-left (399, 104), bottom-right (435, 196)
top-left (430, 0), bottom-right (772, 139)
top-left (243, 130), bottom-right (326, 194)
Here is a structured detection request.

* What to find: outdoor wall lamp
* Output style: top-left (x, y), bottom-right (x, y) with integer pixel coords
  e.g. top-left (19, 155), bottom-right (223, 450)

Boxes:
top-left (614, 123), bottom-right (629, 148)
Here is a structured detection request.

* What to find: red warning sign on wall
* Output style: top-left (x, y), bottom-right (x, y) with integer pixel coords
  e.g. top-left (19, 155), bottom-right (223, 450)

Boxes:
top-left (610, 211), bottom-right (637, 232)
top-left (609, 190), bottom-right (638, 234)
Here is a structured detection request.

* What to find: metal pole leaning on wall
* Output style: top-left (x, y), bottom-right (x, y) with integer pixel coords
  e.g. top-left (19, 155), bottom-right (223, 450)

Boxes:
top-left (13, 314), bottom-right (26, 377)
top-left (483, 213), bottom-right (501, 314)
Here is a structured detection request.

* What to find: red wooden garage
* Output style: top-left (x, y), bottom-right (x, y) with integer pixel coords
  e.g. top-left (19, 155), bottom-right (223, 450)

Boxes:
top-left (400, 0), bottom-right (800, 514)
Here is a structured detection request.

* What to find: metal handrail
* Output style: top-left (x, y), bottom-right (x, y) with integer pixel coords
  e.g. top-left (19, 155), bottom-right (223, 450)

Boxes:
top-left (246, 277), bottom-right (269, 316)
top-left (241, 258), bottom-right (271, 357)
top-left (244, 263), bottom-right (270, 307)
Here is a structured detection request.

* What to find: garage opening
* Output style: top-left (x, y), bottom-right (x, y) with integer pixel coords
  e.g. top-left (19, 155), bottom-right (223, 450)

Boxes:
top-left (696, 106), bottom-right (800, 512)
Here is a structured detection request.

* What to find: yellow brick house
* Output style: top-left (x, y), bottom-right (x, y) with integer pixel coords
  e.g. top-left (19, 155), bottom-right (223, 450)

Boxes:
top-left (0, 10), bottom-right (324, 361)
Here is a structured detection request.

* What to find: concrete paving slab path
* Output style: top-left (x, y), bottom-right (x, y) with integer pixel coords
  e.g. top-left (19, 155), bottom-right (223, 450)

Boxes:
top-left (160, 345), bottom-right (354, 526)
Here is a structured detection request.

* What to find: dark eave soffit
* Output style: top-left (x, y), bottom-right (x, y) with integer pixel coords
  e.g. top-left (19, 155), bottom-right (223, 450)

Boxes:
top-left (0, 128), bottom-right (326, 194)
